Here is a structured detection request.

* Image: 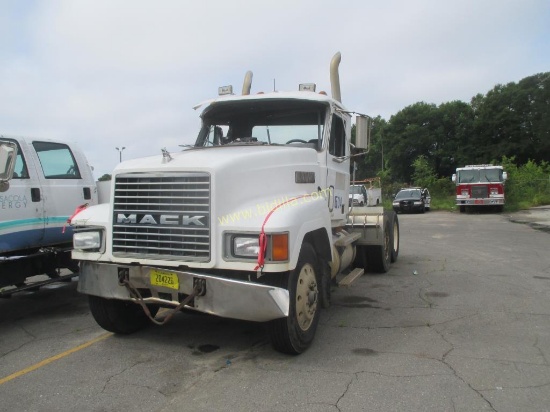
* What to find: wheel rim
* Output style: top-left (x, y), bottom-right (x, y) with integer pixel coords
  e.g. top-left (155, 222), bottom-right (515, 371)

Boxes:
top-left (295, 263), bottom-right (318, 331)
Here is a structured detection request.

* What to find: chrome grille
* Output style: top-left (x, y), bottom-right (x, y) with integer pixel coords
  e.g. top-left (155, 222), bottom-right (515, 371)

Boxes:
top-left (471, 185), bottom-right (488, 199)
top-left (112, 173), bottom-right (210, 261)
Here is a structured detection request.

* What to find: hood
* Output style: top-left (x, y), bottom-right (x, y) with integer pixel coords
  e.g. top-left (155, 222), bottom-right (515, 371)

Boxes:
top-left (113, 145), bottom-right (318, 175)
top-left (112, 145), bottom-right (323, 226)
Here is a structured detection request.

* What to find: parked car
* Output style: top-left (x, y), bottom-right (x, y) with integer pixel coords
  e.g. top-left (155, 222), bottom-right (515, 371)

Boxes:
top-left (392, 188), bottom-right (430, 213)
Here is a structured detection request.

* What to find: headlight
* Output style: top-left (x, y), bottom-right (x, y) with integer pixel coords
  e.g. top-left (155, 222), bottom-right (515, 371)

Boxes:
top-left (73, 231), bottom-right (101, 251)
top-left (414, 201), bottom-right (422, 205)
top-left (227, 232), bottom-right (289, 262)
top-left (392, 201), bottom-right (399, 205)
top-left (233, 236), bottom-right (260, 258)
top-left (461, 190), bottom-right (469, 196)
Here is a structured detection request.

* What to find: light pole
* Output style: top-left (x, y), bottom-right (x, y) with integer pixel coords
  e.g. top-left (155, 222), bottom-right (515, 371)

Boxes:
top-left (115, 146), bottom-right (126, 163)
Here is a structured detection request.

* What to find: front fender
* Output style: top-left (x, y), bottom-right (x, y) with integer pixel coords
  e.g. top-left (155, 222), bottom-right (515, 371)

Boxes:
top-left (257, 195), bottom-right (332, 270)
top-left (71, 203), bottom-right (110, 227)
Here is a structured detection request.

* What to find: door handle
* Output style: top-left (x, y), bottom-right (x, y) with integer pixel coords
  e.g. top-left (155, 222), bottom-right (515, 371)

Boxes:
top-left (31, 187), bottom-right (41, 202)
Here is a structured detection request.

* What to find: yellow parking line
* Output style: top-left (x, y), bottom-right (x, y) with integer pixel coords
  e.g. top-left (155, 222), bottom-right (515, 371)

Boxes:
top-left (0, 332), bottom-right (112, 385)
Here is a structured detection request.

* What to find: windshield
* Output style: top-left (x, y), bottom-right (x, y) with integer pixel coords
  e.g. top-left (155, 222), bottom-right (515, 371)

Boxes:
top-left (350, 186), bottom-right (362, 194)
top-left (458, 168), bottom-right (503, 183)
top-left (194, 99), bottom-right (327, 149)
top-left (395, 190), bottom-right (421, 200)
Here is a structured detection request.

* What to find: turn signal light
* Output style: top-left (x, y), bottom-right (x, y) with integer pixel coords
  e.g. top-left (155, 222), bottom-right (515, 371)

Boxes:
top-left (271, 234), bottom-right (289, 261)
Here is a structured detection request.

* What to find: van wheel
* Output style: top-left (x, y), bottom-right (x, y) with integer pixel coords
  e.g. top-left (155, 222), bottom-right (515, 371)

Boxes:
top-left (267, 244), bottom-right (320, 354)
top-left (89, 296), bottom-right (158, 334)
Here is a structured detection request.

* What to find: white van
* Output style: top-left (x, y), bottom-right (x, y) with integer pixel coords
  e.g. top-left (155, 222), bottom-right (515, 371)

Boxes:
top-left (0, 136), bottom-right (98, 293)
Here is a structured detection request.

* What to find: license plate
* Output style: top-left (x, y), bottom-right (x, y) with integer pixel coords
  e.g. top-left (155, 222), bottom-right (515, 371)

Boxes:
top-left (150, 269), bottom-right (179, 290)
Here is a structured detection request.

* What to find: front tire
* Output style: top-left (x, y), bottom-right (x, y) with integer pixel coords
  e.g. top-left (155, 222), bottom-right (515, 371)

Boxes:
top-left (267, 244), bottom-right (321, 354)
top-left (89, 295), bottom-right (158, 334)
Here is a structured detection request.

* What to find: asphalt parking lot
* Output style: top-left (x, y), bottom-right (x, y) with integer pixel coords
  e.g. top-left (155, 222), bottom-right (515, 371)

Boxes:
top-left (0, 209), bottom-right (549, 412)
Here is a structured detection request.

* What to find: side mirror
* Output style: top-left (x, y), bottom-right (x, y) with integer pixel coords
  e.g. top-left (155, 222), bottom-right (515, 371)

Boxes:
top-left (355, 115), bottom-right (370, 150)
top-left (0, 141), bottom-right (17, 183)
top-left (451, 174), bottom-right (456, 182)
top-left (502, 171), bottom-right (507, 181)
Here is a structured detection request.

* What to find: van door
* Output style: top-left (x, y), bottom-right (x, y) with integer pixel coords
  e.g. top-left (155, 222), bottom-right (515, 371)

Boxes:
top-left (30, 141), bottom-right (87, 246)
top-left (0, 139), bottom-right (45, 253)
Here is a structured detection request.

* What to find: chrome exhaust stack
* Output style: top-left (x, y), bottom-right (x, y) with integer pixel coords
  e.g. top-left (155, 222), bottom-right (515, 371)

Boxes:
top-left (242, 71), bottom-right (253, 95)
top-left (330, 52), bottom-right (342, 103)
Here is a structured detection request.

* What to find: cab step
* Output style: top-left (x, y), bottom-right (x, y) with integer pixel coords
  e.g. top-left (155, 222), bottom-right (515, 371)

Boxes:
top-left (338, 267), bottom-right (365, 287)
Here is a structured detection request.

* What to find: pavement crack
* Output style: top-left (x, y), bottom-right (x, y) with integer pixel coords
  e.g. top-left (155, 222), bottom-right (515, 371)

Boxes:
top-left (433, 328), bottom-right (496, 411)
top-left (534, 335), bottom-right (550, 366)
top-left (0, 325), bottom-right (37, 357)
top-left (101, 360), bottom-right (148, 393)
top-left (334, 373), bottom-right (355, 412)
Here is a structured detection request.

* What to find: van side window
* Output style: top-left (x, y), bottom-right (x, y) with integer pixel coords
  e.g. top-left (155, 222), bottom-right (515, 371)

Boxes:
top-left (329, 115), bottom-right (346, 157)
top-left (32, 142), bottom-right (81, 179)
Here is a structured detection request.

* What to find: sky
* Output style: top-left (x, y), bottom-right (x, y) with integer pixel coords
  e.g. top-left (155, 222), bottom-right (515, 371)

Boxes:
top-left (1, 0), bottom-right (549, 179)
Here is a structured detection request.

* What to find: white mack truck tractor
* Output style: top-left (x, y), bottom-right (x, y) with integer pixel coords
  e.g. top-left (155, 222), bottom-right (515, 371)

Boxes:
top-left (69, 53), bottom-right (400, 354)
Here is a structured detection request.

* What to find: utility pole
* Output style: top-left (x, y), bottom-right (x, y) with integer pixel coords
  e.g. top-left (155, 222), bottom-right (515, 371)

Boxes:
top-left (380, 130), bottom-right (384, 171)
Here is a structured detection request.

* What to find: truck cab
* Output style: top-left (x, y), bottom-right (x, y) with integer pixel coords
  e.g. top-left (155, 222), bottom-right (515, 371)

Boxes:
top-left (452, 164), bottom-right (507, 212)
top-left (0, 136), bottom-right (98, 291)
top-left (71, 53), bottom-right (400, 354)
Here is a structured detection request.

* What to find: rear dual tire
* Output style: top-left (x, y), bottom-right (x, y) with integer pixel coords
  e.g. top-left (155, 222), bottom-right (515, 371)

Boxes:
top-left (354, 211), bottom-right (399, 273)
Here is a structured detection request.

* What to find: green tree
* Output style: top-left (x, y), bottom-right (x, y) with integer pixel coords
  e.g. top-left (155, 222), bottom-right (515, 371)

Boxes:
top-left (384, 102), bottom-right (438, 183)
top-left (98, 174), bottom-right (112, 181)
top-left (411, 155), bottom-right (437, 188)
top-left (472, 73), bottom-right (550, 165)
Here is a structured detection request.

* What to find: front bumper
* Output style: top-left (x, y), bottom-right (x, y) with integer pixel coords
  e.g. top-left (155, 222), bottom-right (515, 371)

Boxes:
top-left (393, 202), bottom-right (424, 213)
top-left (78, 261), bottom-right (289, 322)
top-left (456, 198), bottom-right (504, 206)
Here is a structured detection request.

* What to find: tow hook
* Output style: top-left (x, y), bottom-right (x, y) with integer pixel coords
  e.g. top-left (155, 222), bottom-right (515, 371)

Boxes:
top-left (122, 276), bottom-right (203, 326)
top-left (193, 278), bottom-right (206, 296)
top-left (117, 267), bottom-right (129, 285)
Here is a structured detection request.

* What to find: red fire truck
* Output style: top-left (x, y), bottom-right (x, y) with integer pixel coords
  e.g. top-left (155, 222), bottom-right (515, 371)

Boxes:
top-left (452, 164), bottom-right (507, 213)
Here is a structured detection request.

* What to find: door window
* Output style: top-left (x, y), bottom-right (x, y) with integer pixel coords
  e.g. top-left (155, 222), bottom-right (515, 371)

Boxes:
top-left (328, 115), bottom-right (346, 157)
top-left (32, 141), bottom-right (81, 179)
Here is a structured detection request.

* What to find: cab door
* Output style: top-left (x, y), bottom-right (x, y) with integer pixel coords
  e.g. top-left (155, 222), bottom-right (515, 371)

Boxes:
top-left (0, 139), bottom-right (45, 253)
top-left (325, 111), bottom-right (350, 226)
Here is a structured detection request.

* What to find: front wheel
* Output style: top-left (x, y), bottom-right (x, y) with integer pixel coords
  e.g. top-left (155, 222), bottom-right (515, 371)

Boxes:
top-left (89, 295), bottom-right (158, 334)
top-left (267, 244), bottom-right (321, 354)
